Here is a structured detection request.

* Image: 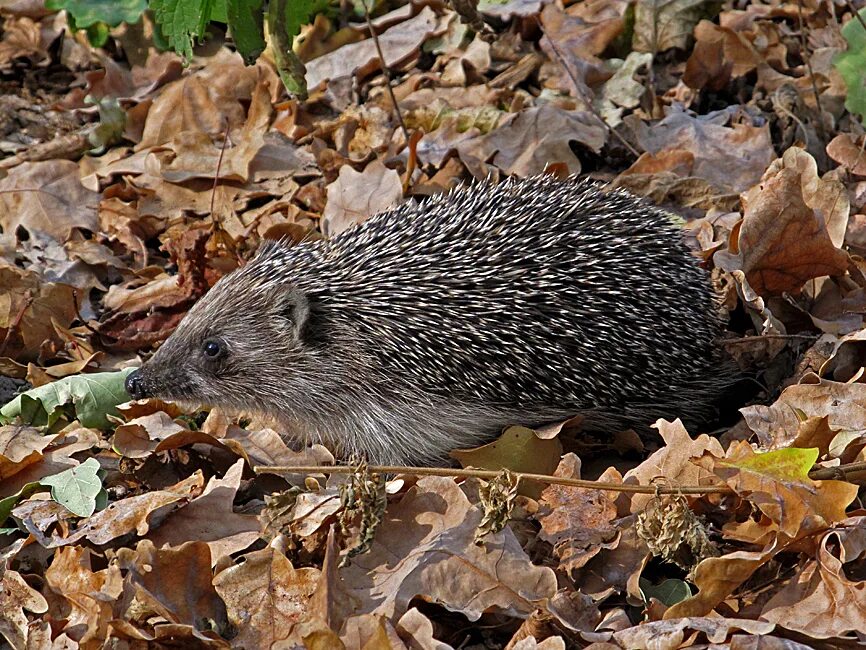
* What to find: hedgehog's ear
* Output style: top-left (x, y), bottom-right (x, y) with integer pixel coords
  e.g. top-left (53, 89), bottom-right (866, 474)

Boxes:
top-left (276, 287), bottom-right (310, 340)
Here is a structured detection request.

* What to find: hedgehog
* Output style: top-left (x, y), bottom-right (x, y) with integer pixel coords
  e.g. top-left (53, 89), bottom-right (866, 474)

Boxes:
top-left (125, 175), bottom-right (724, 465)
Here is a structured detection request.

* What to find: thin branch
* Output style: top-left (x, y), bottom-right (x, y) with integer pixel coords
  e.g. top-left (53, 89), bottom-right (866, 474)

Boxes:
top-left (256, 463), bottom-right (733, 494)
top-left (796, 0), bottom-right (825, 130)
top-left (363, 0), bottom-right (409, 142)
top-left (542, 32), bottom-right (641, 159)
top-left (255, 458), bottom-right (866, 495)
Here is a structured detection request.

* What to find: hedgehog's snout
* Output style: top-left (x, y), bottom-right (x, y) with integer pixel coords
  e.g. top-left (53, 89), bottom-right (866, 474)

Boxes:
top-left (125, 369), bottom-right (147, 400)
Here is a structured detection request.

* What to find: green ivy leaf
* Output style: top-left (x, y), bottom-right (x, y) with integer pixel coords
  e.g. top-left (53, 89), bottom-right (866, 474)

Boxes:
top-left (0, 368), bottom-right (137, 430)
top-left (46, 0), bottom-right (148, 28)
top-left (40, 458), bottom-right (104, 518)
top-left (836, 9), bottom-right (866, 126)
top-left (639, 578), bottom-right (693, 606)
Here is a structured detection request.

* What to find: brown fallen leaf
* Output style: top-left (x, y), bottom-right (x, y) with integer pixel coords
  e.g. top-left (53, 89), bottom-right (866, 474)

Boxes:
top-left (703, 441), bottom-right (857, 537)
top-left (0, 160), bottom-right (99, 243)
top-left (146, 459), bottom-right (261, 562)
top-left (305, 7), bottom-right (445, 90)
top-left (0, 567), bottom-right (49, 650)
top-left (114, 540), bottom-right (229, 634)
top-left (43, 546), bottom-right (123, 645)
top-left (628, 107), bottom-right (775, 194)
top-left (537, 454), bottom-right (619, 573)
top-left (321, 160), bottom-right (404, 236)
top-left (458, 104), bottom-right (606, 177)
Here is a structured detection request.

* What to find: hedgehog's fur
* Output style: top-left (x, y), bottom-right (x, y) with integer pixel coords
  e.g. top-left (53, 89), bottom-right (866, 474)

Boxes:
top-left (126, 176), bottom-right (724, 465)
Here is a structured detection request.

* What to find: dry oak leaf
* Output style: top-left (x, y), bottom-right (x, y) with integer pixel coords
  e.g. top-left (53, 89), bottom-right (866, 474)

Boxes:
top-left (734, 147), bottom-right (850, 296)
top-left (44, 546), bottom-right (123, 646)
top-left (0, 425), bottom-right (56, 481)
top-left (0, 567), bottom-right (48, 650)
top-left (760, 515), bottom-right (866, 638)
top-left (0, 266), bottom-right (78, 361)
top-left (614, 616), bottom-right (776, 648)
top-left (827, 133), bottom-right (866, 177)
top-left (624, 419), bottom-right (725, 513)
top-left (213, 546), bottom-right (320, 649)
top-left (0, 160), bottom-right (99, 242)
top-left (458, 104), bottom-right (606, 177)
top-left (704, 441), bottom-right (857, 538)
top-left (159, 66), bottom-right (272, 184)
top-left (136, 51), bottom-right (269, 150)
top-left (664, 536), bottom-right (795, 619)
top-left (338, 475), bottom-right (557, 621)
top-left (321, 160), bottom-right (403, 236)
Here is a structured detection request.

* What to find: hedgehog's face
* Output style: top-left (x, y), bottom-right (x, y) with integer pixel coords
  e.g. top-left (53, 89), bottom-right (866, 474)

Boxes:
top-left (125, 267), bottom-right (315, 417)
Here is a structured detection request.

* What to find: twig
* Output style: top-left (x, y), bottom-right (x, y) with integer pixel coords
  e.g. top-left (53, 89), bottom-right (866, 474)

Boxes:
top-left (363, 0), bottom-right (409, 142)
top-left (256, 463), bottom-right (732, 494)
top-left (796, 0), bottom-right (825, 132)
top-left (723, 334), bottom-right (819, 344)
top-left (210, 119), bottom-right (231, 228)
top-left (255, 458), bottom-right (866, 495)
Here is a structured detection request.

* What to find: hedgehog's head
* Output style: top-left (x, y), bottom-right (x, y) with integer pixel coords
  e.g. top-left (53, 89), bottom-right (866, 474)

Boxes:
top-left (125, 244), bottom-right (317, 418)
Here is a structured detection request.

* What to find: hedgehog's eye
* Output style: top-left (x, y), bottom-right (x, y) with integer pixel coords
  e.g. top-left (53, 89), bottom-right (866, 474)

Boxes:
top-left (202, 339), bottom-right (223, 359)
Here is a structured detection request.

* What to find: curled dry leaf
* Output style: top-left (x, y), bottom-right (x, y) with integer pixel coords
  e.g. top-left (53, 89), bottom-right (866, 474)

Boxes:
top-left (146, 459), bottom-right (261, 563)
top-left (44, 546), bottom-right (122, 644)
top-left (760, 515), bottom-right (866, 638)
top-left (0, 567), bottom-right (49, 650)
top-left (114, 540), bottom-right (229, 634)
top-left (306, 7), bottom-right (445, 90)
top-left (732, 147), bottom-right (850, 296)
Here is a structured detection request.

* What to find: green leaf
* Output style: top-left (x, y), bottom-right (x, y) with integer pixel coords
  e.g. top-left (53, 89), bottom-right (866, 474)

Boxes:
top-left (46, 0), bottom-right (148, 28)
top-left (228, 0), bottom-right (265, 63)
top-left (836, 9), bottom-right (866, 126)
top-left (0, 482), bottom-right (42, 527)
top-left (150, 0), bottom-right (217, 61)
top-left (0, 368), bottom-right (137, 430)
top-left (40, 458), bottom-right (104, 518)
top-left (640, 577), bottom-right (693, 606)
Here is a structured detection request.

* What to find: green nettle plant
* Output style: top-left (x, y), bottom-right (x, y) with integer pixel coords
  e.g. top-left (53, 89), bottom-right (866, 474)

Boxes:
top-left (46, 0), bottom-right (338, 97)
top-left (835, 9), bottom-right (866, 126)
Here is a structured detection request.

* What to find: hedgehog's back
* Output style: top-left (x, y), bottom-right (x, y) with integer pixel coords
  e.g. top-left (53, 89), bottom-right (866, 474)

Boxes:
top-left (280, 176), bottom-right (724, 433)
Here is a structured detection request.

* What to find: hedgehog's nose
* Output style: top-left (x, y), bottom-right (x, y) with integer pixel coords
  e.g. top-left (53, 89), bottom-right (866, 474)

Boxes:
top-left (125, 370), bottom-right (145, 400)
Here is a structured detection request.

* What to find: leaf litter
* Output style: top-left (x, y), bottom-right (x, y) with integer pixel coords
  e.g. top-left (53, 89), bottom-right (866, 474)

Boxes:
top-left (1, 0), bottom-right (866, 647)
